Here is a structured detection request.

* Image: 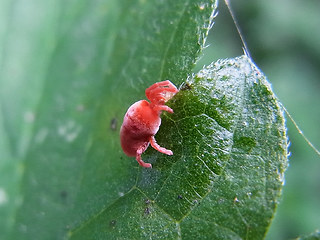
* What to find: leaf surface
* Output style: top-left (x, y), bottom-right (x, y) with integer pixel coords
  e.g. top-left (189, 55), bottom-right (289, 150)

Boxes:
top-left (0, 0), bottom-right (216, 239)
top-left (69, 56), bottom-right (288, 239)
top-left (1, 0), bottom-right (288, 239)
top-left (297, 230), bottom-right (320, 240)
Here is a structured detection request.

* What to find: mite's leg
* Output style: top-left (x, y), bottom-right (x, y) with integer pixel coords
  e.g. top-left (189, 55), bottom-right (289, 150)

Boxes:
top-left (151, 104), bottom-right (174, 113)
top-left (146, 81), bottom-right (178, 97)
top-left (145, 80), bottom-right (179, 104)
top-left (145, 80), bottom-right (172, 94)
top-left (136, 143), bottom-right (152, 168)
top-left (149, 136), bottom-right (173, 155)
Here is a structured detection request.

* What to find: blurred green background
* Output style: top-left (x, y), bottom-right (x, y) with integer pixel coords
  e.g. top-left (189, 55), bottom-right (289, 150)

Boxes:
top-left (196, 0), bottom-right (320, 239)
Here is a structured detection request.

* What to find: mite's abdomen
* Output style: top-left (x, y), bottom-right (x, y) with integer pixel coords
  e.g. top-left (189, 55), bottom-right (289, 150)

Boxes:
top-left (120, 100), bottom-right (160, 156)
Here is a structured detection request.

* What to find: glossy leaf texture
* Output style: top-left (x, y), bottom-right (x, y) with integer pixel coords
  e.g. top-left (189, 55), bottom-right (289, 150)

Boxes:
top-left (69, 56), bottom-right (288, 239)
top-left (296, 230), bottom-right (320, 240)
top-left (0, 0), bottom-right (216, 239)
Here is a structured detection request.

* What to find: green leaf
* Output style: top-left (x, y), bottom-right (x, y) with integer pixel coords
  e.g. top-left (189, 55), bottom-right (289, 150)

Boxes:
top-left (1, 0), bottom-right (288, 239)
top-left (296, 230), bottom-right (320, 240)
top-left (69, 56), bottom-right (288, 239)
top-left (0, 0), bottom-right (217, 239)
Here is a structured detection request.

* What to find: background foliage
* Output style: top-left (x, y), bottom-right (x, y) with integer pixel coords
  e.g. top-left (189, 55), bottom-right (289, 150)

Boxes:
top-left (196, 0), bottom-right (320, 239)
top-left (0, 0), bottom-right (319, 239)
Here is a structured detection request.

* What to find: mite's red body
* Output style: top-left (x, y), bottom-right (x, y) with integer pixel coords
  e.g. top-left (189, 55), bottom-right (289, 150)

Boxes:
top-left (120, 80), bottom-right (179, 168)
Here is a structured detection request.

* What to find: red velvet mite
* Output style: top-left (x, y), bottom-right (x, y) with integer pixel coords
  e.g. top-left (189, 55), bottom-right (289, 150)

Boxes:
top-left (120, 80), bottom-right (179, 168)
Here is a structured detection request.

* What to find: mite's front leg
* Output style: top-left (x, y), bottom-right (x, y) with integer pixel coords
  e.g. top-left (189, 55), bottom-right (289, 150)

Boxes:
top-left (145, 80), bottom-right (179, 104)
top-left (152, 104), bottom-right (174, 113)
